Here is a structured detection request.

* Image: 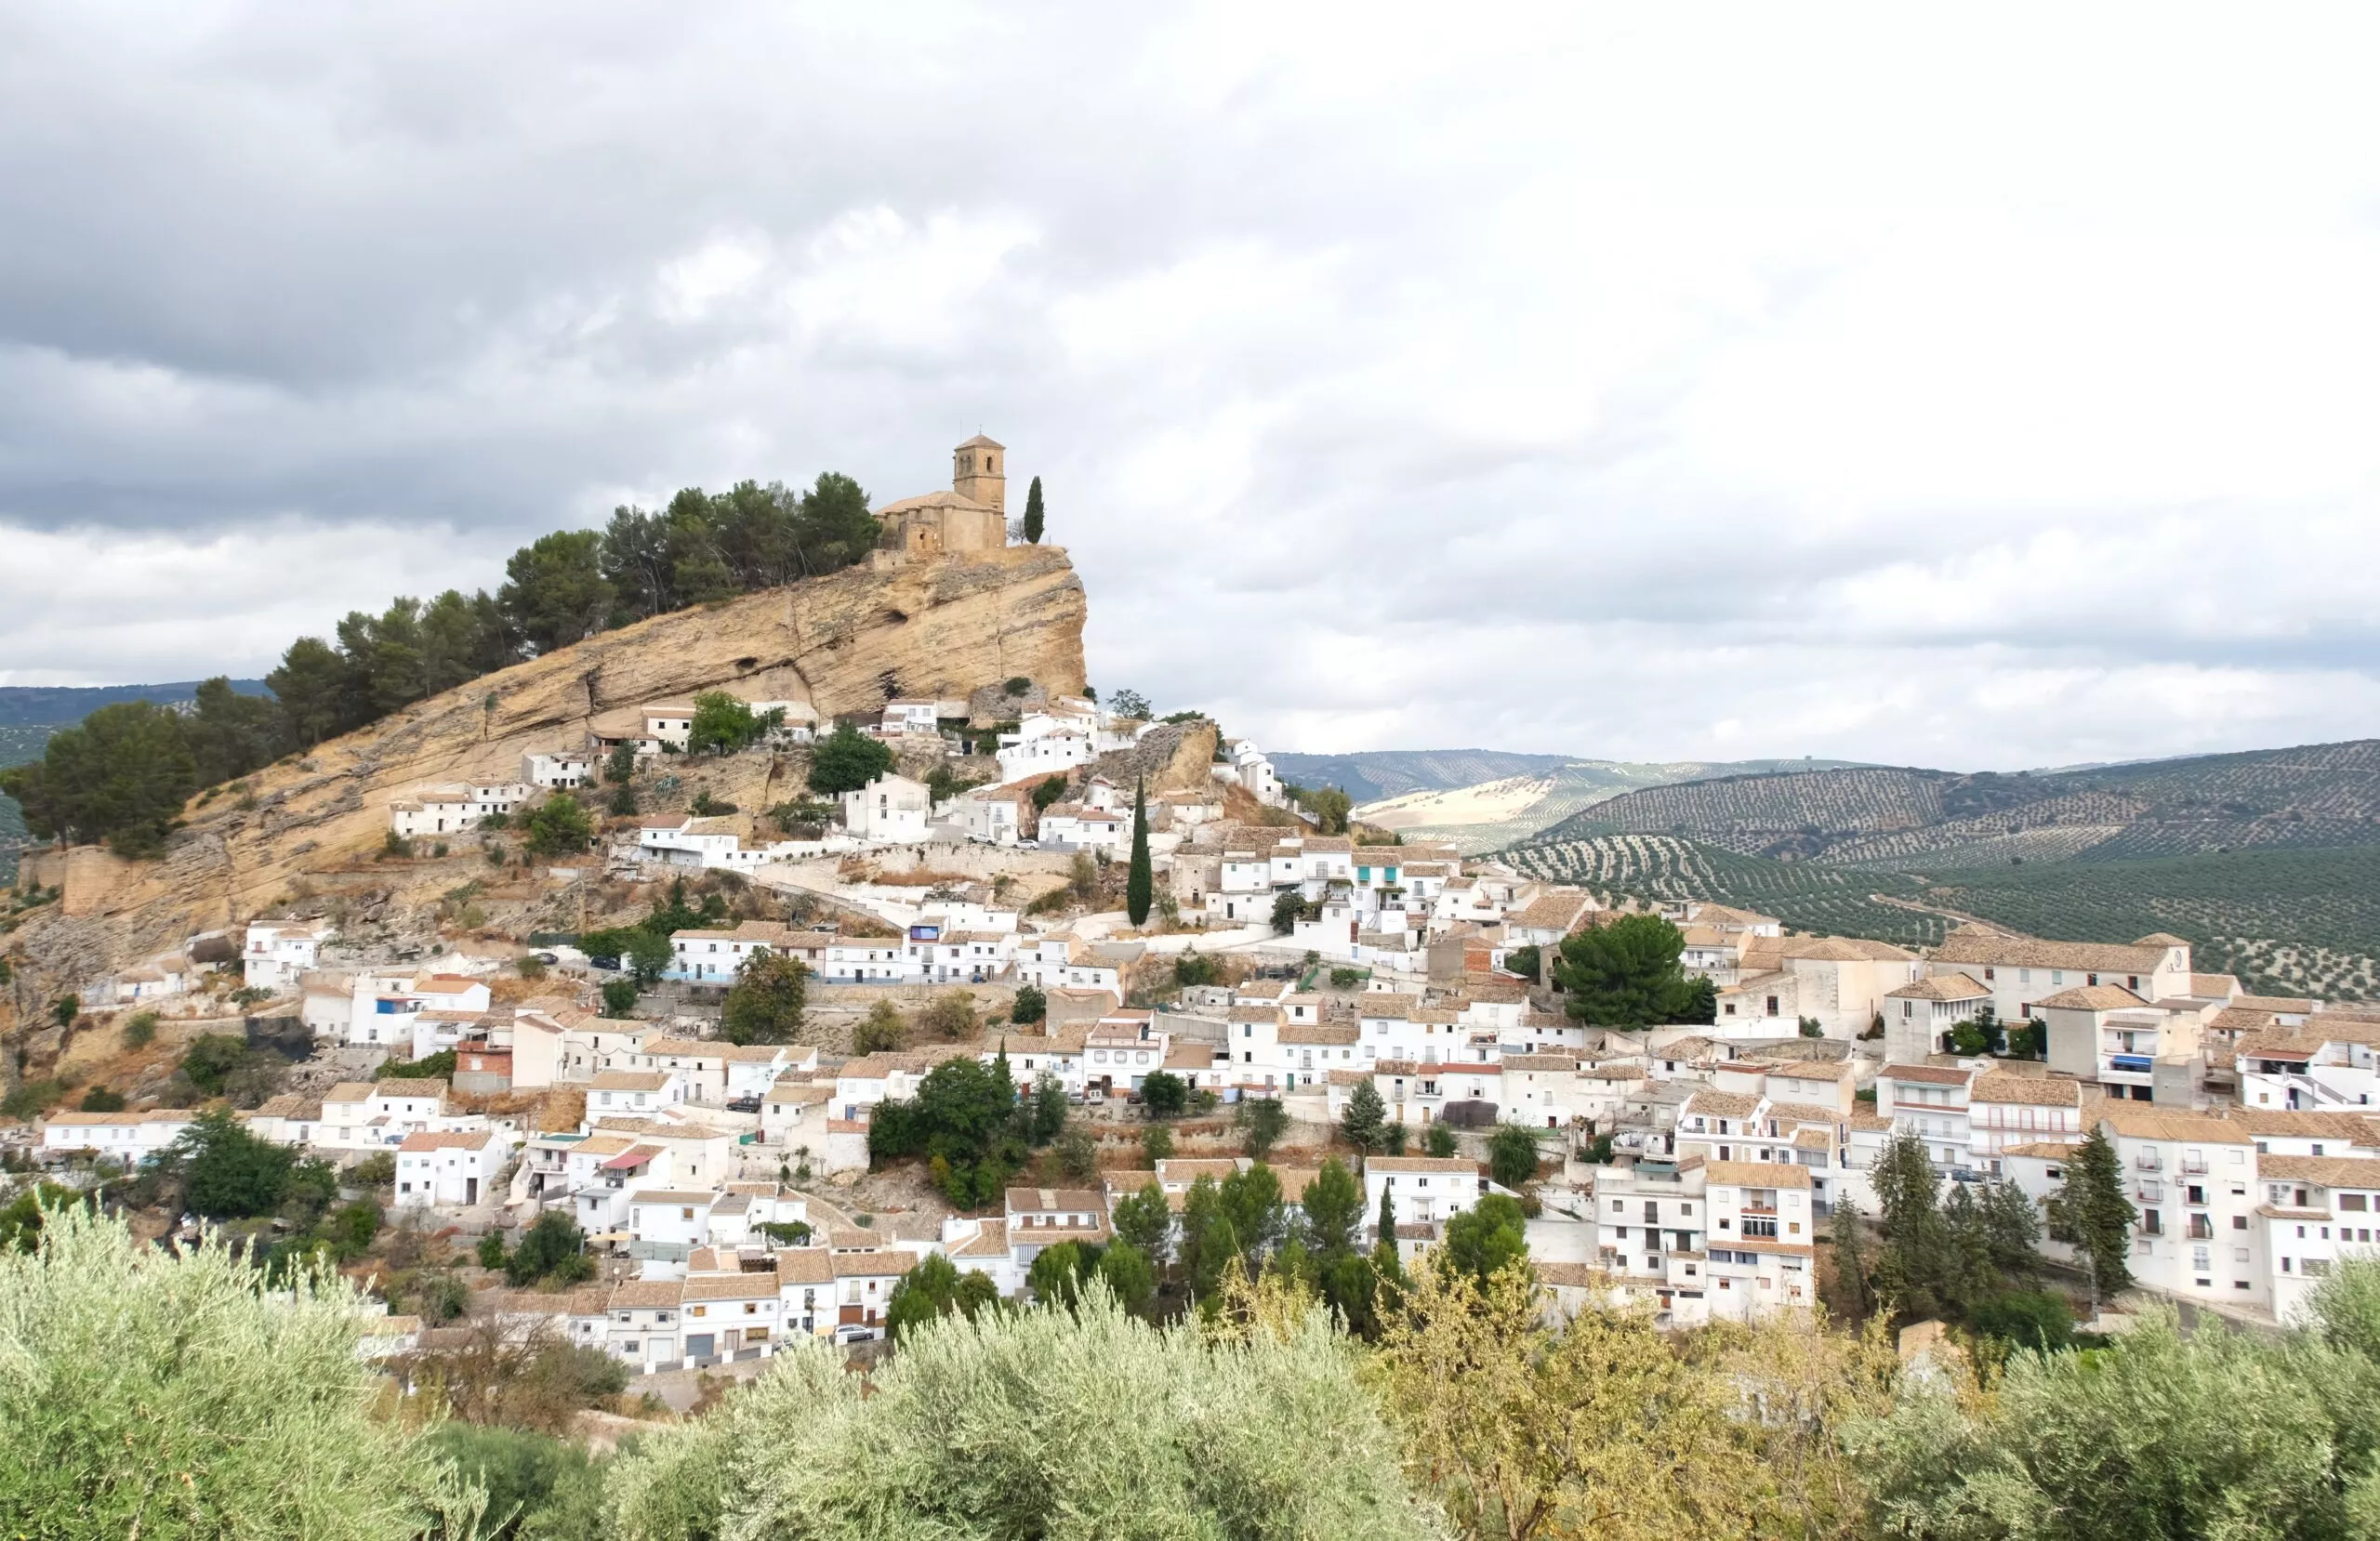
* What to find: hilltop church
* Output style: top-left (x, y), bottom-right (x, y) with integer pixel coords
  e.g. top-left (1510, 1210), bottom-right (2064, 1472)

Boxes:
top-left (874, 434), bottom-right (1010, 560)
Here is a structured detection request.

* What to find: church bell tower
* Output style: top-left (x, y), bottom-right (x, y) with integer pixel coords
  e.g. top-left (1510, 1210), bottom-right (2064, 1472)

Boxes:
top-left (952, 434), bottom-right (1006, 513)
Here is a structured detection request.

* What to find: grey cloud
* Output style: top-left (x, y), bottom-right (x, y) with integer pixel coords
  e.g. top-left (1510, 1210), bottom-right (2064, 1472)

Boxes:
top-left (1, 5), bottom-right (2376, 771)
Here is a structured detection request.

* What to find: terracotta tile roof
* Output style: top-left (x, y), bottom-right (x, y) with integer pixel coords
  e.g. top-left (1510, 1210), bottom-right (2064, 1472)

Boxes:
top-left (1366, 1157), bottom-right (1477, 1175)
top-left (1880, 1063), bottom-right (1974, 1087)
top-left (1971, 1073), bottom-right (2084, 1107)
top-left (374, 1079), bottom-right (450, 1099)
top-left (1933, 933), bottom-right (2175, 973)
top-left (775, 1248), bottom-right (833, 1284)
top-left (606, 1280), bottom-right (684, 1309)
top-left (2035, 984), bottom-right (2153, 1011)
top-left (1005, 1186), bottom-right (1106, 1213)
top-left (1703, 1160), bottom-right (1811, 1188)
top-left (2232, 1110), bottom-right (2380, 1145)
top-left (1889, 973), bottom-right (1991, 1001)
top-left (2097, 1107), bottom-right (2252, 1144)
top-left (952, 1219), bottom-right (1010, 1258)
top-left (682, 1273), bottom-right (778, 1301)
top-left (1681, 1089), bottom-right (1761, 1119)
top-left (398, 1130), bottom-right (495, 1152)
top-left (2257, 1154), bottom-right (2380, 1187)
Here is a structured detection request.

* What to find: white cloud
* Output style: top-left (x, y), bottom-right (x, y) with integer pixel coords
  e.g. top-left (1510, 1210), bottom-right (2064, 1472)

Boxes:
top-left (0, 3), bottom-right (2374, 770)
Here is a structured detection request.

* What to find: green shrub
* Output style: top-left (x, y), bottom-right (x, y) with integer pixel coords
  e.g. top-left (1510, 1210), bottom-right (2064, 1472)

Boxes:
top-left (606, 1289), bottom-right (1428, 1538)
top-left (121, 1011), bottom-right (158, 1048)
top-left (0, 1205), bottom-right (467, 1537)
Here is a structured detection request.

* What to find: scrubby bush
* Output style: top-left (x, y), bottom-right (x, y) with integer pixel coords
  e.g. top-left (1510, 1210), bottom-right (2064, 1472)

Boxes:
top-left (0, 1205), bottom-right (468, 1536)
top-left (605, 1287), bottom-right (1430, 1539)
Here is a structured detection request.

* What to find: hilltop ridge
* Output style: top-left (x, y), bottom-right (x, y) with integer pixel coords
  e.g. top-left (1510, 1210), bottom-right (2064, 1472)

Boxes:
top-left (6, 545), bottom-right (1085, 985)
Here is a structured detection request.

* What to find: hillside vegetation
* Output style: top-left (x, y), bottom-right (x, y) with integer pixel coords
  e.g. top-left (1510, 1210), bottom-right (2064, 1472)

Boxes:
top-left (1531, 740), bottom-right (2380, 867)
top-left (1501, 833), bottom-right (2380, 998)
top-left (1302, 753), bottom-right (1864, 852)
top-left (1503, 834), bottom-right (1947, 948)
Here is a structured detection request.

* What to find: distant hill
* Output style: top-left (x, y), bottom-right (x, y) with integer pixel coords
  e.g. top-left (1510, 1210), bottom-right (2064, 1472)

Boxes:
top-left (1502, 832), bottom-right (2380, 1001)
top-left (0, 679), bottom-right (272, 872)
top-left (1269, 751), bottom-right (1863, 852)
top-left (1519, 740), bottom-right (2380, 867)
top-left (1266, 750), bottom-right (1582, 805)
top-left (0, 679), bottom-right (270, 728)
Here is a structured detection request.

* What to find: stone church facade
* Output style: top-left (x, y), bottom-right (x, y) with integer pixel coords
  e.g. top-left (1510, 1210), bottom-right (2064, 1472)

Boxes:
top-left (875, 434), bottom-right (1010, 560)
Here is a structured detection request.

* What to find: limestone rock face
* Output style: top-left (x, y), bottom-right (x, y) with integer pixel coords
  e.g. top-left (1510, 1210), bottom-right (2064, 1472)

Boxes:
top-left (1093, 720), bottom-right (1221, 796)
top-left (6, 547), bottom-right (1086, 995)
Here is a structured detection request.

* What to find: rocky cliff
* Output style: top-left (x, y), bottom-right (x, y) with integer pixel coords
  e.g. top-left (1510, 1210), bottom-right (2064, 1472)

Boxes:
top-left (5, 546), bottom-right (1086, 995)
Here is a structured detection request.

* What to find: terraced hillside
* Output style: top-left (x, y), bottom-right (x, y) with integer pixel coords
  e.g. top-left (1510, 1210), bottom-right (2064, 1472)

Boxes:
top-left (1502, 834), bottom-right (1946, 948)
top-left (1299, 753), bottom-right (1865, 853)
top-left (1528, 740), bottom-right (2380, 867)
top-left (1924, 847), bottom-right (2380, 1001)
top-left (1501, 834), bottom-right (2378, 998)
top-left (1267, 750), bottom-right (1582, 805)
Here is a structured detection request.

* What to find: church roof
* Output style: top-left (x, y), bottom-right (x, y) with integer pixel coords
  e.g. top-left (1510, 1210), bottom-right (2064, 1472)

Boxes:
top-left (956, 433), bottom-right (1004, 449)
top-left (876, 490), bottom-right (998, 517)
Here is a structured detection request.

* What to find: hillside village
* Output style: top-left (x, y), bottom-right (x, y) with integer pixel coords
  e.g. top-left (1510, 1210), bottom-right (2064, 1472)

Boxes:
top-left (4, 439), bottom-right (2377, 1383)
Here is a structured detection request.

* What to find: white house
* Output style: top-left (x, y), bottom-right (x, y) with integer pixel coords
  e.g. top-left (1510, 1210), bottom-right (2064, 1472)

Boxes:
top-left (1364, 1156), bottom-right (1483, 1226)
top-left (1927, 930), bottom-right (2195, 1026)
top-left (244, 918), bottom-right (336, 992)
top-left (586, 1070), bottom-right (687, 1118)
top-left (626, 1189), bottom-right (717, 1258)
top-left (389, 782), bottom-right (534, 838)
top-left (1213, 738), bottom-right (1284, 806)
top-left (944, 784), bottom-right (1027, 845)
top-left (1875, 1063), bottom-right (1977, 1172)
top-left (393, 1129), bottom-right (509, 1208)
top-left (522, 750), bottom-right (593, 789)
top-left (879, 699), bottom-right (943, 737)
top-left (2096, 1106), bottom-right (2264, 1308)
top-left (1884, 973), bottom-right (1995, 1061)
top-left (2262, 1154), bottom-right (2380, 1324)
top-left (40, 1109), bottom-right (197, 1163)
top-left (840, 773), bottom-right (933, 844)
top-left (1699, 1161), bottom-right (1818, 1320)
top-left (344, 972), bottom-right (492, 1050)
top-left (667, 920), bottom-right (807, 983)
top-left (1037, 802), bottom-right (1130, 855)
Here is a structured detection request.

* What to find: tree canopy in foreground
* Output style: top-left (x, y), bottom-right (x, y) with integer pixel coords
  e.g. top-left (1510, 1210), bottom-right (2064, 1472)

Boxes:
top-left (607, 1284), bottom-right (1434, 1539)
top-left (0, 1205), bottom-right (468, 1539)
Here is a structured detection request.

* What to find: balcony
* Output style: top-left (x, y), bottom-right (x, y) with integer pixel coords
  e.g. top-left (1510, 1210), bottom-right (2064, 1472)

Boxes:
top-left (2135, 1152), bottom-right (2162, 1171)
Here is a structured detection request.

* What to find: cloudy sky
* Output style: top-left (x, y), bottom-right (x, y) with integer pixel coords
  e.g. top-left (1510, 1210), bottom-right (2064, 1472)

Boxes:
top-left (3, 4), bottom-right (2377, 770)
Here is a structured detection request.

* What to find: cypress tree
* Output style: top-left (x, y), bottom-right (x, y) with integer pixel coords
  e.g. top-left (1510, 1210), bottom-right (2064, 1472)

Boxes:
top-left (1125, 777), bottom-right (1153, 926)
top-left (1831, 1193), bottom-right (1873, 1322)
top-left (1022, 475), bottom-right (1045, 544)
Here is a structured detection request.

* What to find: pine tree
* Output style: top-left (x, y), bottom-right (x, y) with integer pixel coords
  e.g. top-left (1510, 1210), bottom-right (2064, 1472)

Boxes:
top-left (1022, 475), bottom-right (1045, 545)
top-left (2046, 1126), bottom-right (2135, 1319)
top-left (1341, 1079), bottom-right (1387, 1152)
top-left (1126, 778), bottom-right (1153, 926)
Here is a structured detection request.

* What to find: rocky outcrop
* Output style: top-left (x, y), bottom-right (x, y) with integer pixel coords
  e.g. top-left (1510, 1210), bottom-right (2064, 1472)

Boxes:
top-left (1093, 720), bottom-right (1221, 797)
top-left (4, 546), bottom-right (1086, 996)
